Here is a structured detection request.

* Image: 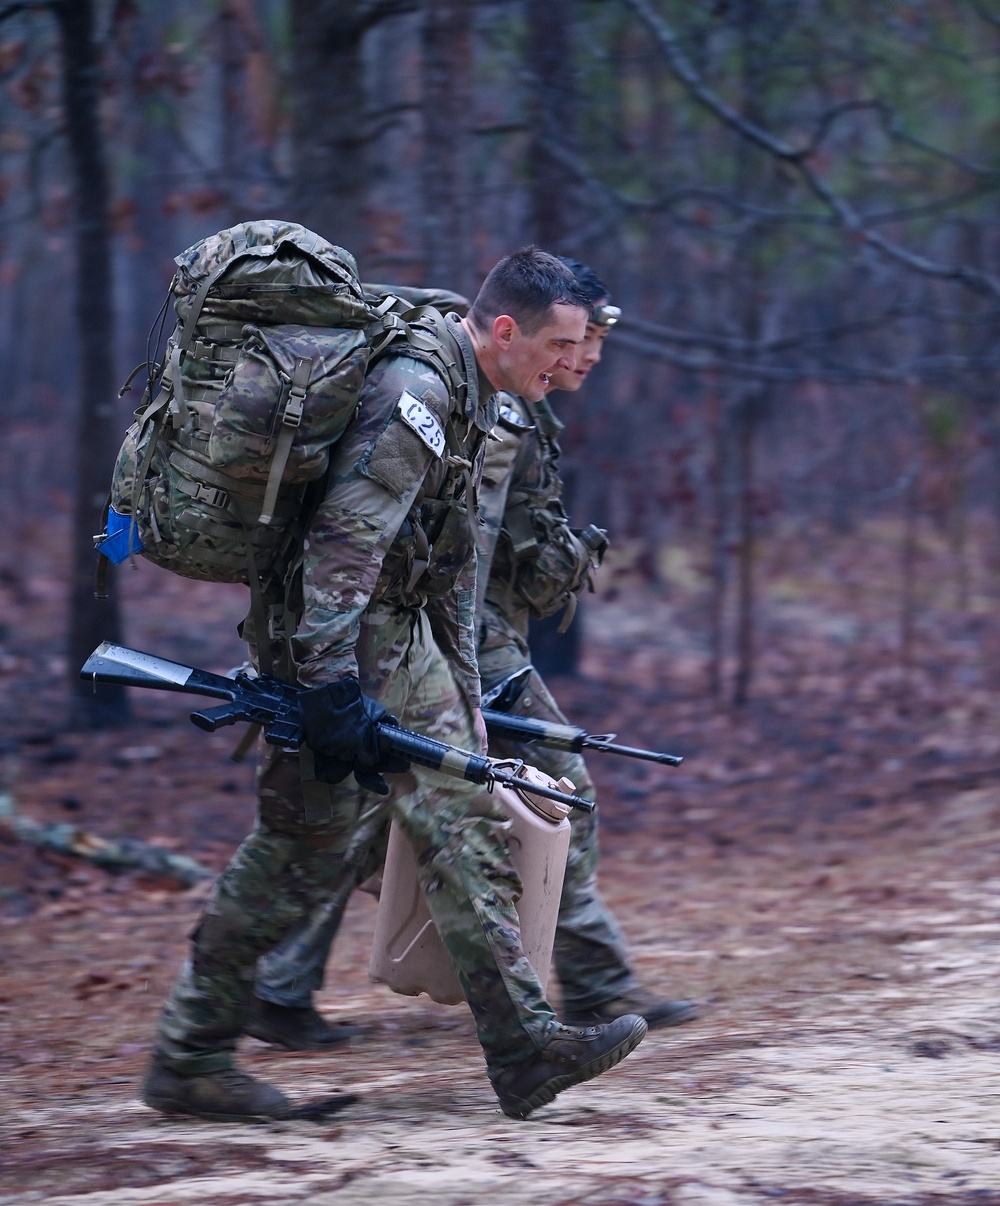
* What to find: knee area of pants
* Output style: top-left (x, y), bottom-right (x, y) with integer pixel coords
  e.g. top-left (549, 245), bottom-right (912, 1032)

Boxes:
top-left (193, 896), bottom-right (257, 953)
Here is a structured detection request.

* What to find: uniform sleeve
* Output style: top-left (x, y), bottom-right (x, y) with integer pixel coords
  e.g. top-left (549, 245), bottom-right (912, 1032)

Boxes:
top-left (291, 356), bottom-right (449, 686)
top-left (474, 413), bottom-right (526, 608)
top-left (426, 553), bottom-right (481, 710)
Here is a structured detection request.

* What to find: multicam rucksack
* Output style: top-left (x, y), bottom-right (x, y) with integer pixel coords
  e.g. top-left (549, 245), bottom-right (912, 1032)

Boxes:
top-left (96, 220), bottom-right (467, 599)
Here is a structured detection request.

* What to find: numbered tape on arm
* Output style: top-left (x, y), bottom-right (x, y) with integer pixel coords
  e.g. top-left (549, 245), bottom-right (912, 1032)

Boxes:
top-left (397, 390), bottom-right (446, 458)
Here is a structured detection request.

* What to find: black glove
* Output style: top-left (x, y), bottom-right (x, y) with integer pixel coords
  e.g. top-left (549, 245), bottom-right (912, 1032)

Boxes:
top-left (298, 677), bottom-right (409, 795)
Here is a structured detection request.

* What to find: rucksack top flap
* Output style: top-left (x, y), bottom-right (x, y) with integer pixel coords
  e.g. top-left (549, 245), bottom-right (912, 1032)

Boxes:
top-left (173, 220), bottom-right (360, 291)
top-left (172, 221), bottom-right (374, 330)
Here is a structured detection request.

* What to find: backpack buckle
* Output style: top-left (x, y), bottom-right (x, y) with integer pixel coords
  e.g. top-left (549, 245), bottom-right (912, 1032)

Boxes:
top-left (267, 604), bottom-right (294, 641)
top-left (282, 357), bottom-right (311, 428)
top-left (194, 482), bottom-right (230, 509)
top-left (283, 386), bottom-right (306, 427)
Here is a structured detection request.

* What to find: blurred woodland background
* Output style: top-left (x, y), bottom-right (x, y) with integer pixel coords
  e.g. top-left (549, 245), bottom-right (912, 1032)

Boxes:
top-left (9, 10), bottom-right (1000, 1191)
top-left (2, 0), bottom-right (1000, 727)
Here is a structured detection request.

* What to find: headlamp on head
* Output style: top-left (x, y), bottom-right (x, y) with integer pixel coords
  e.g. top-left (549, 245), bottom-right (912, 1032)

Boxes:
top-left (590, 302), bottom-right (621, 327)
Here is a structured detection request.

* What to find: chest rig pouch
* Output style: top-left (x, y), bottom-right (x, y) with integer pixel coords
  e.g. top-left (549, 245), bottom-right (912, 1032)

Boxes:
top-left (369, 307), bottom-right (490, 605)
top-left (407, 421), bottom-right (486, 600)
top-left (496, 397), bottom-right (606, 628)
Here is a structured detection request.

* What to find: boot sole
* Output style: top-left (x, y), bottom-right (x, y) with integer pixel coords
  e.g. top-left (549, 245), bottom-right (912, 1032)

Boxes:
top-left (498, 1015), bottom-right (648, 1121)
top-left (142, 1089), bottom-right (290, 1124)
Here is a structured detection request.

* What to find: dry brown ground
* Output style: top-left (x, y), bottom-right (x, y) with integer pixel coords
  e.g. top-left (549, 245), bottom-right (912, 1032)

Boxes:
top-left (2, 521), bottom-right (1000, 1205)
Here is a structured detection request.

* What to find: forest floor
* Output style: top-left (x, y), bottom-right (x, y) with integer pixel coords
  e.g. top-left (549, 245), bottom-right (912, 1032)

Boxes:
top-left (2, 520), bottom-right (1000, 1205)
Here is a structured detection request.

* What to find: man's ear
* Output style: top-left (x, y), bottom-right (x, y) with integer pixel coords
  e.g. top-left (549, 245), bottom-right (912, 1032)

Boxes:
top-left (492, 314), bottom-right (517, 349)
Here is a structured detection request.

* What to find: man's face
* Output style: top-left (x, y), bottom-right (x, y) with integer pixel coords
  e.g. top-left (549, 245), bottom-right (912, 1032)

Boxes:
top-left (547, 317), bottom-right (612, 393)
top-left (492, 302), bottom-right (587, 402)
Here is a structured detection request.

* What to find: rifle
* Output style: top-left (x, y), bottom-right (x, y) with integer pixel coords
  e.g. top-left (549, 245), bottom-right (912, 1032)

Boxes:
top-left (80, 642), bottom-right (594, 812)
top-left (480, 668), bottom-right (682, 767)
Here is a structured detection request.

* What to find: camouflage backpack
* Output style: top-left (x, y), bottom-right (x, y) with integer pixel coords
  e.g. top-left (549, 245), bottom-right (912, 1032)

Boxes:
top-left (96, 220), bottom-right (467, 604)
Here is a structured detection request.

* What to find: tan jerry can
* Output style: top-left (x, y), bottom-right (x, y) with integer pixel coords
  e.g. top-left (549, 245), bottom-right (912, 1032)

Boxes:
top-left (369, 765), bottom-right (575, 1005)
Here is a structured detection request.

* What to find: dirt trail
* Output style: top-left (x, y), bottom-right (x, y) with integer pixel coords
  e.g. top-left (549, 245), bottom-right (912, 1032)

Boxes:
top-left (3, 538), bottom-right (1000, 1203)
top-left (3, 774), bottom-right (1000, 1205)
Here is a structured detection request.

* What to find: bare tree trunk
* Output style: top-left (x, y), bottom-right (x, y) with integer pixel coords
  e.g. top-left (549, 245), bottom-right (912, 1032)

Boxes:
top-left (899, 476), bottom-right (919, 714)
top-left (728, 0), bottom-right (771, 707)
top-left (122, 0), bottom-right (178, 374)
top-left (524, 0), bottom-right (582, 675)
top-left (288, 1), bottom-right (417, 258)
top-left (421, 0), bottom-right (473, 295)
top-left (218, 3), bottom-right (246, 228)
top-left (708, 394), bottom-right (730, 700)
top-left (733, 388), bottom-right (761, 707)
top-left (288, 0), bottom-right (368, 252)
top-left (830, 409), bottom-right (860, 535)
top-left (525, 0), bottom-right (576, 248)
top-left (57, 0), bottom-right (128, 728)
top-left (950, 462), bottom-right (969, 612)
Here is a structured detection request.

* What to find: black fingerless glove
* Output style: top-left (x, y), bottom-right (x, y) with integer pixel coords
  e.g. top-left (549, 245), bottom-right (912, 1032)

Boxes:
top-left (299, 677), bottom-right (409, 795)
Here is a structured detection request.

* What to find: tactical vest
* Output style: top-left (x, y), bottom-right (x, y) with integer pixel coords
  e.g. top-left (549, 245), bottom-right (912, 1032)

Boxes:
top-left (486, 393), bottom-right (604, 630)
top-left (375, 313), bottom-right (494, 610)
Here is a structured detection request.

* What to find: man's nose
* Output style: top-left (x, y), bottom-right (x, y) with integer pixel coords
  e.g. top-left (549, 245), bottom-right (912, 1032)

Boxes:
top-left (556, 350), bottom-right (576, 371)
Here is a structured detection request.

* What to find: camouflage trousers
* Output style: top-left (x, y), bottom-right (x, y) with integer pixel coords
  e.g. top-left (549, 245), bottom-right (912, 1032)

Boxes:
top-left (476, 604), bottom-right (638, 1011)
top-left (256, 602), bottom-right (639, 1016)
top-left (157, 604), bottom-right (559, 1076)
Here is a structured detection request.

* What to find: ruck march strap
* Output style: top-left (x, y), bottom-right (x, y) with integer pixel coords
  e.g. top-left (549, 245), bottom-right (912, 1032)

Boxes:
top-left (259, 355), bottom-right (312, 525)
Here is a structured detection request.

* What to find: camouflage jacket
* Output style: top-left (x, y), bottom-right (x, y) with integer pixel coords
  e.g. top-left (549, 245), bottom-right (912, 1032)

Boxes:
top-left (475, 391), bottom-right (604, 640)
top-left (291, 313), bottom-right (498, 706)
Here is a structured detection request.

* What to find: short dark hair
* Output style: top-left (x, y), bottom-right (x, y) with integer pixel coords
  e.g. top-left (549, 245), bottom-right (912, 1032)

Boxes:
top-left (556, 256), bottom-right (611, 309)
top-left (470, 246), bottom-right (590, 336)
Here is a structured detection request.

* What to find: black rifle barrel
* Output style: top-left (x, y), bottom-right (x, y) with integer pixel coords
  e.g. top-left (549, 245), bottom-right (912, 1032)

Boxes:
top-left (482, 709), bottom-right (683, 767)
top-left (376, 726), bottom-right (593, 812)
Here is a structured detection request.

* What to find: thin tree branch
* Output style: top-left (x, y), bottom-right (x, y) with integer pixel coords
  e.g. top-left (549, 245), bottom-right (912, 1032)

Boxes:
top-left (546, 138), bottom-right (999, 233)
top-left (620, 0), bottom-right (1000, 298)
top-left (621, 307), bottom-right (915, 358)
top-left (967, 0), bottom-right (1000, 31)
top-left (0, 1), bottom-right (52, 22)
top-left (611, 326), bottom-right (1000, 386)
top-left (311, 0), bottom-right (419, 36)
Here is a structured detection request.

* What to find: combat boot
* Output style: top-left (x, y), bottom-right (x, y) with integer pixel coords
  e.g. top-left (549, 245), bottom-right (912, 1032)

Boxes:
top-left (142, 1053), bottom-right (291, 1122)
top-left (565, 991), bottom-right (699, 1031)
top-left (491, 1013), bottom-right (647, 1120)
top-left (244, 998), bottom-right (367, 1051)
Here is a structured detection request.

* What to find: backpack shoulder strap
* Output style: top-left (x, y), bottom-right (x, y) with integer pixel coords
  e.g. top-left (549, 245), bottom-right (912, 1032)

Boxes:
top-left (367, 303), bottom-right (469, 410)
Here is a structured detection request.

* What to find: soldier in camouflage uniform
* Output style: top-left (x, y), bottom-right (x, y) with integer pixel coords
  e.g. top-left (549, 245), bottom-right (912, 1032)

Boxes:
top-left (476, 258), bottom-right (697, 1029)
top-left (141, 248), bottom-right (648, 1124)
top-left (251, 261), bottom-right (697, 1046)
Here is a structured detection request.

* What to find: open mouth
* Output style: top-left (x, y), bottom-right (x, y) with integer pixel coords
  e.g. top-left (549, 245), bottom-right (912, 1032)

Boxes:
top-left (540, 373), bottom-right (551, 386)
